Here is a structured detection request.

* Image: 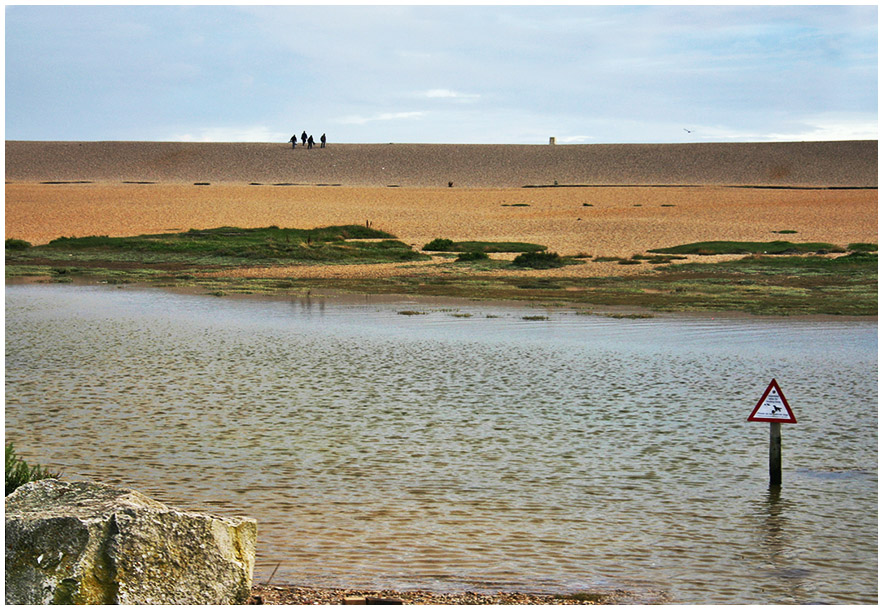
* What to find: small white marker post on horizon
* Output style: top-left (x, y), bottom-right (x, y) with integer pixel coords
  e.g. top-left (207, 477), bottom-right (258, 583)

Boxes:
top-left (747, 378), bottom-right (798, 486)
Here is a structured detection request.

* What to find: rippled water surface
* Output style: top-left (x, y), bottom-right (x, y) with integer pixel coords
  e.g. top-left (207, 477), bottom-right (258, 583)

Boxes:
top-left (5, 284), bottom-right (877, 603)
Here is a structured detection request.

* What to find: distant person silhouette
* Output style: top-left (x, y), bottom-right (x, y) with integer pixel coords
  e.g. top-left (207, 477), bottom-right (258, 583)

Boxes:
top-left (301, 131), bottom-right (308, 147)
top-left (289, 134), bottom-right (297, 149)
top-left (320, 133), bottom-right (327, 148)
top-left (307, 135), bottom-right (315, 149)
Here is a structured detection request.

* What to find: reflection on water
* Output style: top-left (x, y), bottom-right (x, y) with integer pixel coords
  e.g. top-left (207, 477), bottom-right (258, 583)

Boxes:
top-left (752, 487), bottom-right (808, 602)
top-left (5, 284), bottom-right (877, 603)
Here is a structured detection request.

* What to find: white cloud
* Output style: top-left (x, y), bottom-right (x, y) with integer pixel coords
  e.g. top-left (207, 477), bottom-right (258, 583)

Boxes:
top-left (555, 135), bottom-right (596, 144)
top-left (335, 111), bottom-right (426, 125)
top-left (420, 89), bottom-right (480, 101)
top-left (693, 114), bottom-right (878, 142)
top-left (170, 126), bottom-right (289, 142)
top-left (762, 116), bottom-right (879, 142)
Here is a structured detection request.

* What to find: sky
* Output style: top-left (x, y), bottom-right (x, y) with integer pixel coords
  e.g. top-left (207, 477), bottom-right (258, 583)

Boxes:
top-left (4, 4), bottom-right (878, 144)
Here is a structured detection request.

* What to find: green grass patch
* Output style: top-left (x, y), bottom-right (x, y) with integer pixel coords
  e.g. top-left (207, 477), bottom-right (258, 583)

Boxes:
top-left (423, 238), bottom-right (455, 251)
top-left (593, 254), bottom-right (685, 265)
top-left (632, 253), bottom-right (688, 264)
top-left (650, 252), bottom-right (877, 315)
top-left (46, 225), bottom-right (395, 254)
top-left (423, 239), bottom-right (546, 253)
top-left (6, 443), bottom-right (60, 496)
top-left (650, 240), bottom-right (846, 256)
top-left (13, 225), bottom-right (427, 268)
top-left (668, 250), bottom-right (877, 277)
top-left (511, 251), bottom-right (565, 269)
top-left (848, 242), bottom-right (877, 252)
top-left (455, 250), bottom-right (489, 262)
top-left (5, 239), bottom-right (31, 250)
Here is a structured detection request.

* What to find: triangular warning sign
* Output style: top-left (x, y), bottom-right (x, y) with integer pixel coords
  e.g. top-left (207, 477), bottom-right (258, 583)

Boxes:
top-left (748, 378), bottom-right (797, 423)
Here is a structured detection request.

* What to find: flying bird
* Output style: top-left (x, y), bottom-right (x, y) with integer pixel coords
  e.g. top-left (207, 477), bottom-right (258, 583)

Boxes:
top-left (683, 128), bottom-right (693, 133)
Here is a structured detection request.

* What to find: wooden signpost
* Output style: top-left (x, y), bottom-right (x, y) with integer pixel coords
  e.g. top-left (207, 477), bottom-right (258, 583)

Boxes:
top-left (747, 378), bottom-right (797, 486)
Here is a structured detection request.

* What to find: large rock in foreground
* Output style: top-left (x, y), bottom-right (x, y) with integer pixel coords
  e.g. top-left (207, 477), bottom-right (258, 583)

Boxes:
top-left (5, 479), bottom-right (257, 604)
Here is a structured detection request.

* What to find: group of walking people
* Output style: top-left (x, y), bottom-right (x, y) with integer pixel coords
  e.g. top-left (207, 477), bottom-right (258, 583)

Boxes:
top-left (290, 131), bottom-right (326, 149)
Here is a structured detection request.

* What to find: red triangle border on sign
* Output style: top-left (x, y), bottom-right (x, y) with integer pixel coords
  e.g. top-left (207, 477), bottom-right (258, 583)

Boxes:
top-left (747, 378), bottom-right (798, 423)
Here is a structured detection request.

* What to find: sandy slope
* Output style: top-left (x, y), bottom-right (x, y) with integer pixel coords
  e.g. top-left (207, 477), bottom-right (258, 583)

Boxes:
top-left (5, 141), bottom-right (877, 279)
top-left (5, 140), bottom-right (878, 187)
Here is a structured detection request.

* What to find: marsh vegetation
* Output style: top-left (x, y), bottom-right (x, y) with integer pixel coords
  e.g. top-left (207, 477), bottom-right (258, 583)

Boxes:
top-left (423, 238), bottom-right (546, 254)
top-left (6, 443), bottom-right (60, 496)
top-left (38, 225), bottom-right (425, 264)
top-left (5, 231), bottom-right (876, 316)
top-left (649, 240), bottom-right (848, 255)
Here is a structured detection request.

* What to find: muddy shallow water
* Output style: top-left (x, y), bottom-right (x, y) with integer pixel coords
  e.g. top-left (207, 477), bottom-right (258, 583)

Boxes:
top-left (5, 283), bottom-right (877, 603)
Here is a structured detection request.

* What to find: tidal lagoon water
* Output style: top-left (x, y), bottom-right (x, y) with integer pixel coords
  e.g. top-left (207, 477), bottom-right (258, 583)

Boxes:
top-left (5, 283), bottom-right (877, 603)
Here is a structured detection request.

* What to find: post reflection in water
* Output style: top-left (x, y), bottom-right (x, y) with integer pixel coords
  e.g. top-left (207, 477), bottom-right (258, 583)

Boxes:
top-left (751, 486), bottom-right (810, 603)
top-left (295, 293), bottom-right (325, 315)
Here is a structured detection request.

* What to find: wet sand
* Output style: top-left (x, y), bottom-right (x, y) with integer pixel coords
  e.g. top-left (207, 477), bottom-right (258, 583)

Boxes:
top-left (5, 140), bottom-right (877, 279)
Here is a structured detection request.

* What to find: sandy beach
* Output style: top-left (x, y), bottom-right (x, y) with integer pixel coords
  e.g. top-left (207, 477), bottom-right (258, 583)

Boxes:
top-left (5, 140), bottom-right (877, 280)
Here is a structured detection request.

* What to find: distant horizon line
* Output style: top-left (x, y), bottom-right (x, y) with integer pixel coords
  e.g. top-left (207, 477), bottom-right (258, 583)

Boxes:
top-left (6, 138), bottom-right (878, 145)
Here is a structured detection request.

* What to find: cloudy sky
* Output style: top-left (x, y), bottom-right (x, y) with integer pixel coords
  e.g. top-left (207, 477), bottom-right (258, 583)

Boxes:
top-left (5, 4), bottom-right (878, 144)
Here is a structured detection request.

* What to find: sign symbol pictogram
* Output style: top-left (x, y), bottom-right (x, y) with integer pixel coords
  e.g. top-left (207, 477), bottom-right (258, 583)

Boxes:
top-left (747, 378), bottom-right (797, 424)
